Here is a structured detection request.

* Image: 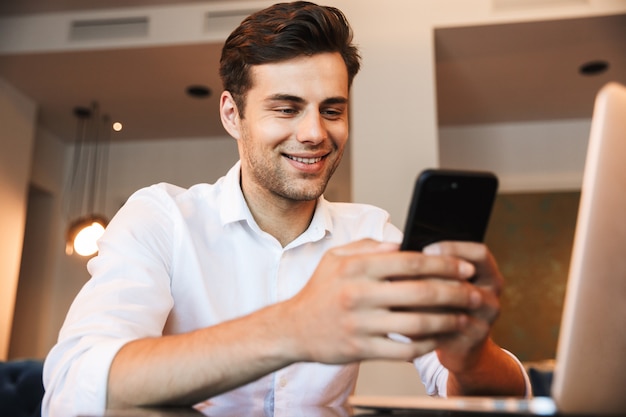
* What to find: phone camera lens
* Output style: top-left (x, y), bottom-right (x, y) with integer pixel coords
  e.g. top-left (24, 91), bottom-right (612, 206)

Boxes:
top-left (451, 182), bottom-right (458, 189)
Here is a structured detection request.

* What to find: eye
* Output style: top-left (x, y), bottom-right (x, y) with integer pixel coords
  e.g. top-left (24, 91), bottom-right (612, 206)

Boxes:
top-left (321, 107), bottom-right (344, 120)
top-left (277, 107), bottom-right (298, 115)
top-left (271, 106), bottom-right (300, 117)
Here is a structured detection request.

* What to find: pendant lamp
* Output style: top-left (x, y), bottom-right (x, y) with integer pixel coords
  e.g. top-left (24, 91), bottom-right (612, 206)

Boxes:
top-left (65, 103), bottom-right (111, 256)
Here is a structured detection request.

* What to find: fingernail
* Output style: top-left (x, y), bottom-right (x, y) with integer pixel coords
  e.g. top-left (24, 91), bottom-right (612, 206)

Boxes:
top-left (470, 290), bottom-right (482, 308)
top-left (377, 241), bottom-right (399, 251)
top-left (459, 261), bottom-right (475, 277)
top-left (423, 243), bottom-right (441, 255)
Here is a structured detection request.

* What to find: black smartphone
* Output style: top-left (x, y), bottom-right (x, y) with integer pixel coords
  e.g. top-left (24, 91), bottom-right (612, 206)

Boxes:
top-left (400, 169), bottom-right (498, 251)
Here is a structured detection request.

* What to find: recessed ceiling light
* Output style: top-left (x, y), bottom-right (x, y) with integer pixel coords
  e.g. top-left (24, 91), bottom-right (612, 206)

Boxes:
top-left (112, 122), bottom-right (123, 132)
top-left (186, 85), bottom-right (211, 98)
top-left (579, 60), bottom-right (609, 76)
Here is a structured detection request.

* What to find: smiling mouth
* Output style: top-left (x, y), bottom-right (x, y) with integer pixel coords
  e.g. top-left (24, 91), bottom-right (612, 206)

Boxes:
top-left (285, 155), bottom-right (324, 164)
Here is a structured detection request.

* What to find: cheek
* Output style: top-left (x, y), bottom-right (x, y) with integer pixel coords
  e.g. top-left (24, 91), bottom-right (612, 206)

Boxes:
top-left (330, 124), bottom-right (349, 147)
top-left (247, 119), bottom-right (291, 147)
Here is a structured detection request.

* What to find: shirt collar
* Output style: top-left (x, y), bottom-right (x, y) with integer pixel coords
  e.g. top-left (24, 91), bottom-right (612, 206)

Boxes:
top-left (219, 161), bottom-right (333, 245)
top-left (219, 161), bottom-right (249, 225)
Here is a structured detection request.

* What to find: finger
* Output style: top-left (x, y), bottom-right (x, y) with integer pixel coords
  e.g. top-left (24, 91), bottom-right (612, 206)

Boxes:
top-left (332, 250), bottom-right (476, 284)
top-left (423, 241), bottom-right (497, 272)
top-left (424, 241), bottom-right (503, 292)
top-left (363, 279), bottom-right (483, 311)
top-left (434, 316), bottom-right (492, 371)
top-left (437, 314), bottom-right (490, 345)
top-left (468, 286), bottom-right (500, 324)
top-left (365, 309), bottom-right (471, 340)
top-left (329, 238), bottom-right (399, 257)
top-left (360, 334), bottom-right (439, 361)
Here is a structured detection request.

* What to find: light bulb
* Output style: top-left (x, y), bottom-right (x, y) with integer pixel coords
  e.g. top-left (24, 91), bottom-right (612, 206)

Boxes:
top-left (73, 221), bottom-right (105, 256)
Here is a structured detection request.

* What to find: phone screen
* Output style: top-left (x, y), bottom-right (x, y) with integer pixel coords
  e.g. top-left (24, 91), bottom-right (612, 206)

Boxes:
top-left (400, 169), bottom-right (498, 251)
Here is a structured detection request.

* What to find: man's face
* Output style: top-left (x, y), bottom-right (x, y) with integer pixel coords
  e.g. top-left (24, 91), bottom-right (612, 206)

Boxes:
top-left (234, 52), bottom-right (350, 203)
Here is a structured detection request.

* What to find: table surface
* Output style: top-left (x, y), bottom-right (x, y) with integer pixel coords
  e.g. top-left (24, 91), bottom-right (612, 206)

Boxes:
top-left (82, 404), bottom-right (572, 417)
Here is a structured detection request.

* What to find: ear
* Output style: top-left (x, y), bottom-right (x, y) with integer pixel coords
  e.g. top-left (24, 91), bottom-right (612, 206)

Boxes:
top-left (220, 91), bottom-right (242, 140)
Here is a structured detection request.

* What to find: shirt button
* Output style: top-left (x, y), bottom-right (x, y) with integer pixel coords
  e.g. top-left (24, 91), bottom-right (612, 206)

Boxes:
top-left (279, 376), bottom-right (287, 388)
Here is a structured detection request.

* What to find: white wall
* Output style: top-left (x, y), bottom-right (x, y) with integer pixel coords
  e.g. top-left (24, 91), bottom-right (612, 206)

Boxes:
top-left (0, 77), bottom-right (36, 360)
top-left (25, 129), bottom-right (72, 358)
top-left (440, 119), bottom-right (592, 192)
top-left (105, 136), bottom-right (239, 212)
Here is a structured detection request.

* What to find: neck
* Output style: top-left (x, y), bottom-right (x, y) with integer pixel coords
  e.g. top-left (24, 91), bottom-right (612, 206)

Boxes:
top-left (241, 182), bottom-right (318, 247)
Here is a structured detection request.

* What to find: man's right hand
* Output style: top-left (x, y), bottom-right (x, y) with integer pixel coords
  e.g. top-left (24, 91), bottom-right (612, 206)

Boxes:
top-left (280, 239), bottom-right (481, 364)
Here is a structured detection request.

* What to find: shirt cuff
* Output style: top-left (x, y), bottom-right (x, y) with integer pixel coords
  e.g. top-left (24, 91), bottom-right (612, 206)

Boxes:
top-left (75, 338), bottom-right (133, 415)
top-left (501, 348), bottom-right (533, 398)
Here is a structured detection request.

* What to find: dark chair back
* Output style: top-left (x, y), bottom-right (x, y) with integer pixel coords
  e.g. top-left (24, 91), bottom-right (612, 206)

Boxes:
top-left (0, 360), bottom-right (44, 417)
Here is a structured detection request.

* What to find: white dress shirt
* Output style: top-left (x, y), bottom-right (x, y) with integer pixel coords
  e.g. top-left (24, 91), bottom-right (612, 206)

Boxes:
top-left (42, 162), bottom-right (524, 417)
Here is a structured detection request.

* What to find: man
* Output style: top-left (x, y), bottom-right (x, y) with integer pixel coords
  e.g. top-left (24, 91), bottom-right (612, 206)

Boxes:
top-left (42, 2), bottom-right (528, 416)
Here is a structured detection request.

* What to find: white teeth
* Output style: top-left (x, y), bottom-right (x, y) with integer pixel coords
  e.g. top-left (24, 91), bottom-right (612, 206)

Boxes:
top-left (288, 155), bottom-right (323, 164)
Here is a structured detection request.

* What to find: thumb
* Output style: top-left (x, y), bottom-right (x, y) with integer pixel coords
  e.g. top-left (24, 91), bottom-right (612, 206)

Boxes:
top-left (330, 238), bottom-right (399, 257)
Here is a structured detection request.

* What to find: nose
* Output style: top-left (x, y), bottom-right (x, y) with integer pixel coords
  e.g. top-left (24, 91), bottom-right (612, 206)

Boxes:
top-left (296, 111), bottom-right (326, 144)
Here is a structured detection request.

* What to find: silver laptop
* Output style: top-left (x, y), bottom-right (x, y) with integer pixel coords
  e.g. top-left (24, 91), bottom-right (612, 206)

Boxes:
top-left (350, 81), bottom-right (626, 415)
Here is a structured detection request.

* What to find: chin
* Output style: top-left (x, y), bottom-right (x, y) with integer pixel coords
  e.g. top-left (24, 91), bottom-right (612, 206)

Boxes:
top-left (281, 187), bottom-right (326, 202)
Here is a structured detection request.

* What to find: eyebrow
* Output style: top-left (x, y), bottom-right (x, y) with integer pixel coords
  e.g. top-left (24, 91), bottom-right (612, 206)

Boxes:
top-left (266, 94), bottom-right (348, 105)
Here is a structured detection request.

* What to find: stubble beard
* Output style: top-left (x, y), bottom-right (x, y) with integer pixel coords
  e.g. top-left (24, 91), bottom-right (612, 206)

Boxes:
top-left (238, 119), bottom-right (345, 202)
top-left (248, 150), bottom-right (343, 202)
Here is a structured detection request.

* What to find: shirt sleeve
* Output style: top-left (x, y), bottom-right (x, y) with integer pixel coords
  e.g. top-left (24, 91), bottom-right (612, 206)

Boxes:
top-left (412, 349), bottom-right (532, 398)
top-left (412, 351), bottom-right (449, 397)
top-left (42, 186), bottom-right (177, 417)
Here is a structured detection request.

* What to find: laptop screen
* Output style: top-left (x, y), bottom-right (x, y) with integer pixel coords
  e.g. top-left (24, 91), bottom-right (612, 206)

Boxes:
top-left (551, 82), bottom-right (626, 414)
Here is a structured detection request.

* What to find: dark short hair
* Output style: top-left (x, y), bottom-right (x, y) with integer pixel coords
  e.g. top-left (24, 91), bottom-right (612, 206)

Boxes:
top-left (219, 1), bottom-right (361, 116)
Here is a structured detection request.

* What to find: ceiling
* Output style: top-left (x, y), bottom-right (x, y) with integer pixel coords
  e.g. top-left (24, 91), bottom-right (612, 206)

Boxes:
top-left (0, 0), bottom-right (219, 16)
top-left (435, 13), bottom-right (626, 126)
top-left (0, 42), bottom-right (228, 141)
top-left (0, 1), bottom-right (624, 142)
top-left (0, 0), bottom-right (259, 142)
